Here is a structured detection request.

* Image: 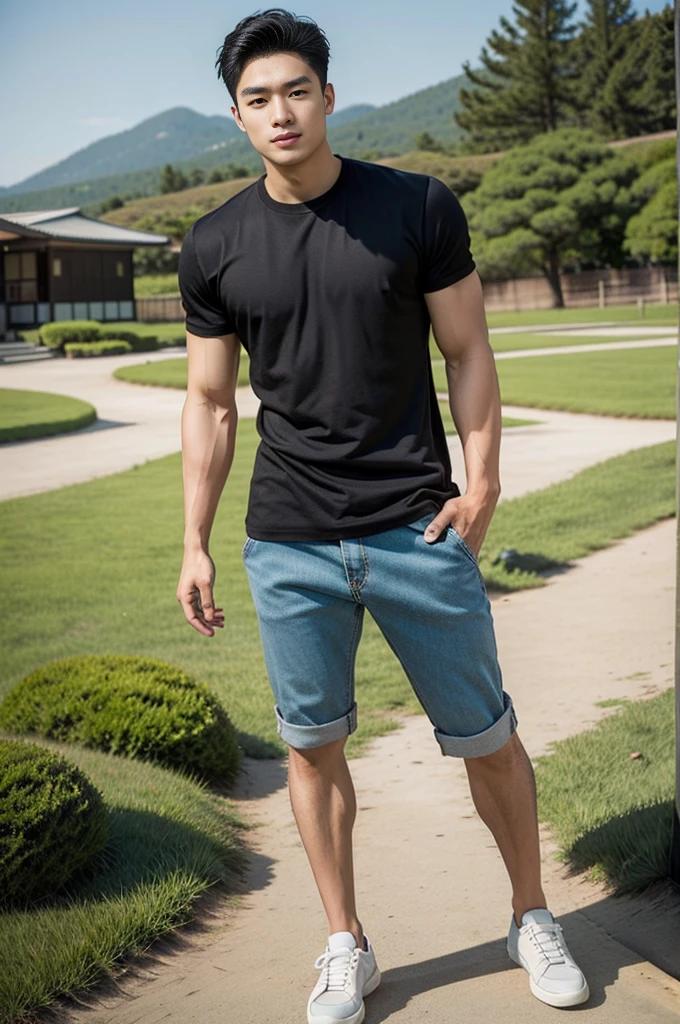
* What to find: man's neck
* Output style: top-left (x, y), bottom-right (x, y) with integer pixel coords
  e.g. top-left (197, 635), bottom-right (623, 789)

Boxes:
top-left (262, 144), bottom-right (342, 204)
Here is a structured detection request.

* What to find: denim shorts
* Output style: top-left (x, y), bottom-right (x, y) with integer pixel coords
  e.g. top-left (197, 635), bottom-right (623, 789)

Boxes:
top-left (241, 512), bottom-right (517, 758)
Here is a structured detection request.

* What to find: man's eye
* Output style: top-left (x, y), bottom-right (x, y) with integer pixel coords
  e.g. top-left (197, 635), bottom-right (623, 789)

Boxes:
top-left (291, 90), bottom-right (306, 96)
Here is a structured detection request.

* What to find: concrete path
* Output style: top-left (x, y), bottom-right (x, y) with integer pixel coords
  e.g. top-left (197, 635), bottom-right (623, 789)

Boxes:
top-left (0, 334), bottom-right (676, 502)
top-left (62, 520), bottom-right (680, 1024)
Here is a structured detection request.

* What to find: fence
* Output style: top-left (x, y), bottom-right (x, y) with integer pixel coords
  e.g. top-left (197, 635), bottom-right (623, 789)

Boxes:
top-left (482, 265), bottom-right (677, 312)
top-left (135, 266), bottom-right (677, 322)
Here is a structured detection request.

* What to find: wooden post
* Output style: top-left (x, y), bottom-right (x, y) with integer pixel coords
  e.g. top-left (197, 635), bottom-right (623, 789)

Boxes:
top-left (598, 279), bottom-right (605, 309)
top-left (670, 0), bottom-right (680, 886)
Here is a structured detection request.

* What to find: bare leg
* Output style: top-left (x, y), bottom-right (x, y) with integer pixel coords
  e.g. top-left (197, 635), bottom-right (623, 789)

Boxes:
top-left (286, 735), bottom-right (365, 949)
top-left (463, 730), bottom-right (548, 928)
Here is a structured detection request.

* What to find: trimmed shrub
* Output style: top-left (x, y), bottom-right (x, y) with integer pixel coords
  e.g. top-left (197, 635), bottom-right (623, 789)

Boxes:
top-left (64, 340), bottom-right (133, 358)
top-left (0, 738), bottom-right (108, 907)
top-left (99, 330), bottom-right (159, 352)
top-left (0, 655), bottom-right (242, 787)
top-left (40, 321), bottom-right (102, 349)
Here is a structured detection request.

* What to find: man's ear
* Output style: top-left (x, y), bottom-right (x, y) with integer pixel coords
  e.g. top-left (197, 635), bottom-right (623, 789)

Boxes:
top-left (324, 83), bottom-right (336, 116)
top-left (231, 105), bottom-right (247, 132)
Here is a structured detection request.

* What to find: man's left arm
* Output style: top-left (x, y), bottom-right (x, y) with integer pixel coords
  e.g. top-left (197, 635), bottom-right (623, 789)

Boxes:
top-left (423, 268), bottom-right (501, 555)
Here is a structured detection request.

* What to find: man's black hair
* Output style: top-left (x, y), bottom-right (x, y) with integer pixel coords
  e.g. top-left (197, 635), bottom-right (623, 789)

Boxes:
top-left (216, 8), bottom-right (331, 108)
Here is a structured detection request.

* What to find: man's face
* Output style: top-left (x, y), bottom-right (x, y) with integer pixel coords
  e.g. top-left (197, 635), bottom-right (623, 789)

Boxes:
top-left (231, 52), bottom-right (335, 166)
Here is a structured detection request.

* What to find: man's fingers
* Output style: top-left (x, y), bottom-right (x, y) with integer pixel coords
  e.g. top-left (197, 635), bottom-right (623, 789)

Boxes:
top-left (198, 584), bottom-right (215, 620)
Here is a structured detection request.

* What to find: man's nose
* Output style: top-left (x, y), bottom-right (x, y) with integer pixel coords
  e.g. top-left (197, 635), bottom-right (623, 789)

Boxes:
top-left (270, 100), bottom-right (294, 126)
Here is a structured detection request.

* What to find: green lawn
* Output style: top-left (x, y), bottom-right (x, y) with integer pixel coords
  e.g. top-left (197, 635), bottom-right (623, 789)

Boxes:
top-left (0, 389), bottom-right (96, 443)
top-left (534, 688), bottom-right (674, 897)
top-left (114, 353), bottom-right (251, 390)
top-left (0, 734), bottom-right (249, 1024)
top-left (485, 302), bottom-right (677, 329)
top-left (134, 274), bottom-right (180, 297)
top-left (432, 345), bottom-right (676, 420)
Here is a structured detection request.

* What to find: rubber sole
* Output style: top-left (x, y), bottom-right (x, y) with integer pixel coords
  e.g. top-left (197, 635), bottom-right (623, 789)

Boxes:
top-left (507, 942), bottom-right (590, 1007)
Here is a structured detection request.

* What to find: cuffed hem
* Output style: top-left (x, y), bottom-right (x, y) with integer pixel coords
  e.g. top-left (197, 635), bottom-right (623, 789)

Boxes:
top-left (274, 701), bottom-right (358, 749)
top-left (433, 689), bottom-right (518, 758)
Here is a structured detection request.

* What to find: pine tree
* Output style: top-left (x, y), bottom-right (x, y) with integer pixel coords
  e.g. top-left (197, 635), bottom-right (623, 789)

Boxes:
top-left (454, 0), bottom-right (580, 153)
top-left (616, 5), bottom-right (676, 135)
top-left (570, 0), bottom-right (638, 138)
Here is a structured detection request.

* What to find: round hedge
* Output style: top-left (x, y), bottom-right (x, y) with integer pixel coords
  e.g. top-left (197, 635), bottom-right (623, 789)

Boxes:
top-left (0, 655), bottom-right (241, 787)
top-left (0, 738), bottom-right (108, 906)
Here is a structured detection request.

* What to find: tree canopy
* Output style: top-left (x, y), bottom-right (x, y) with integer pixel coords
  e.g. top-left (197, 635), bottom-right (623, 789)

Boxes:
top-left (463, 128), bottom-right (638, 305)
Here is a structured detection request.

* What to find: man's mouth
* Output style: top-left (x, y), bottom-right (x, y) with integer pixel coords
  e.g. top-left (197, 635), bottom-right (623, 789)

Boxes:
top-left (272, 133), bottom-right (301, 147)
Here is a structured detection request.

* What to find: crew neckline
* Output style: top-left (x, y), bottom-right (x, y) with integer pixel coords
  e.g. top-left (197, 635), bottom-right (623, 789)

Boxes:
top-left (257, 153), bottom-right (348, 214)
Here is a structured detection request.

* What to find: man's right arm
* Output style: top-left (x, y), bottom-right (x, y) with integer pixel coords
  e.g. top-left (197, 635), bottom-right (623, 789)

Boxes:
top-left (177, 329), bottom-right (241, 636)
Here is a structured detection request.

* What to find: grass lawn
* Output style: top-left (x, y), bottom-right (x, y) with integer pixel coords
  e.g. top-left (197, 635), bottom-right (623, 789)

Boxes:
top-left (534, 688), bottom-right (674, 897)
top-left (485, 302), bottom-right (677, 329)
top-left (134, 274), bottom-right (180, 297)
top-left (429, 331), bottom-right (676, 364)
top-left (0, 389), bottom-right (96, 443)
top-left (432, 345), bottom-right (677, 420)
top-left (114, 352), bottom-right (251, 391)
top-left (0, 734), bottom-right (249, 1024)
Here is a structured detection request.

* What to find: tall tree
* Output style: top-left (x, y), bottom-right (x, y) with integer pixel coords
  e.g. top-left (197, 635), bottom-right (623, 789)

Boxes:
top-left (613, 5), bottom-right (676, 135)
top-left (454, 0), bottom-right (580, 153)
top-left (570, 0), bottom-right (638, 138)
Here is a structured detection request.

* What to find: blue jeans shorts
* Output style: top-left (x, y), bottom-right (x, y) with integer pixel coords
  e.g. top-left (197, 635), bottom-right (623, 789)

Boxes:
top-left (241, 512), bottom-right (517, 758)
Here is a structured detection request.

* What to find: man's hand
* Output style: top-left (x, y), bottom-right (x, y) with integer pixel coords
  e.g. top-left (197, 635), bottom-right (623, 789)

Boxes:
top-left (177, 549), bottom-right (225, 637)
top-left (423, 489), bottom-right (499, 558)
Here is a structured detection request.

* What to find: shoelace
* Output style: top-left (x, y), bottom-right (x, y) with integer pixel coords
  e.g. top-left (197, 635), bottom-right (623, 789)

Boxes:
top-left (313, 946), bottom-right (359, 992)
top-left (524, 921), bottom-right (567, 965)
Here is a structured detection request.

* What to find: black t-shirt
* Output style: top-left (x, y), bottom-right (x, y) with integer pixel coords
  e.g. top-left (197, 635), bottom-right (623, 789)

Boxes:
top-left (178, 153), bottom-right (476, 541)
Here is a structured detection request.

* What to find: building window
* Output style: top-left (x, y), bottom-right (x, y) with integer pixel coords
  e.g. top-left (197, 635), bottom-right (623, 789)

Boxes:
top-left (53, 257), bottom-right (62, 277)
top-left (5, 251), bottom-right (38, 302)
top-left (116, 260), bottom-right (125, 278)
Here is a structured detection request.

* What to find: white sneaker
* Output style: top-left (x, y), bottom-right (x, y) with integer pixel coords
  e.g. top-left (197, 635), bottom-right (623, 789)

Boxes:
top-left (507, 908), bottom-right (590, 1007)
top-left (307, 930), bottom-right (381, 1024)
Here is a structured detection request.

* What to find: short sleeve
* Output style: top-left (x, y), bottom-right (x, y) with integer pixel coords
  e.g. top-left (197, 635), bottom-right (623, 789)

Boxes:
top-left (177, 224), bottom-right (235, 337)
top-left (421, 177), bottom-right (476, 293)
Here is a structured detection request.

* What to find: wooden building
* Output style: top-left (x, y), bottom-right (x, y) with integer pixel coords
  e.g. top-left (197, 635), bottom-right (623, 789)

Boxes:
top-left (0, 207), bottom-right (169, 334)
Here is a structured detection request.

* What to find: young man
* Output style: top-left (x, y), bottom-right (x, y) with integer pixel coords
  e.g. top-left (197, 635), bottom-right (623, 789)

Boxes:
top-left (177, 9), bottom-right (590, 1022)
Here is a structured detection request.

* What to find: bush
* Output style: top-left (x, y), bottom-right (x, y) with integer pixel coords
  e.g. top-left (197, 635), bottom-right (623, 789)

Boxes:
top-left (40, 321), bottom-right (102, 349)
top-left (0, 655), bottom-right (242, 787)
top-left (0, 738), bottom-right (108, 907)
top-left (64, 340), bottom-right (133, 358)
top-left (99, 330), bottom-right (159, 352)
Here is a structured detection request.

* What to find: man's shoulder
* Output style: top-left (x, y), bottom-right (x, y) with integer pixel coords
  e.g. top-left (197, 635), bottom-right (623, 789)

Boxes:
top-left (190, 177), bottom-right (260, 245)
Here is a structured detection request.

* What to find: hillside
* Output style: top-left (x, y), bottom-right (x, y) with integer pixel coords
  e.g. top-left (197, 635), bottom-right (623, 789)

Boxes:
top-left (102, 149), bottom-right (498, 243)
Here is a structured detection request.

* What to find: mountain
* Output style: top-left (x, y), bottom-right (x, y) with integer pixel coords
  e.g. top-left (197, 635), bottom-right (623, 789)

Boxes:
top-left (1, 108), bottom-right (240, 196)
top-left (328, 74), bottom-right (467, 153)
top-left (1, 103), bottom-right (377, 198)
top-left (0, 73), bottom-right (470, 214)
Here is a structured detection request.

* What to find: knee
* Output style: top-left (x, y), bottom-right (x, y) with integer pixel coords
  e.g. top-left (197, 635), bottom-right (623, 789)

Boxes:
top-left (287, 734), bottom-right (348, 770)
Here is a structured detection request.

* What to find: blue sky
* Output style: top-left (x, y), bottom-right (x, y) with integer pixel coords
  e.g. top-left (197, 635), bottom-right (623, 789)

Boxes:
top-left (0, 0), bottom-right (671, 187)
